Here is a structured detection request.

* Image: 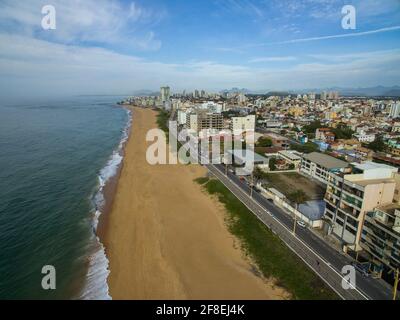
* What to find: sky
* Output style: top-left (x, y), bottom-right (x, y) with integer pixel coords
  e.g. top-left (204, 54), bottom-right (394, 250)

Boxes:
top-left (0, 0), bottom-right (399, 101)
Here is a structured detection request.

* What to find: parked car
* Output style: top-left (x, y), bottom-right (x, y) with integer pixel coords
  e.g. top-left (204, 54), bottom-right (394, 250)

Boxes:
top-left (296, 220), bottom-right (307, 228)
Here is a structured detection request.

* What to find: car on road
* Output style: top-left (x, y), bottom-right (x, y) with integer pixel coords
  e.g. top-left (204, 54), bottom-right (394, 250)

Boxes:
top-left (296, 220), bottom-right (307, 228)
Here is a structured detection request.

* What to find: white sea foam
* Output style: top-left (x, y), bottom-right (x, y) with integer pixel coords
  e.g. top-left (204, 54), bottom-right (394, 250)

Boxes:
top-left (79, 107), bottom-right (132, 300)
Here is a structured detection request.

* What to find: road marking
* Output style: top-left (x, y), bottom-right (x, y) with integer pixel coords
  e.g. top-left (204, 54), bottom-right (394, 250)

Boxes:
top-left (208, 165), bottom-right (371, 300)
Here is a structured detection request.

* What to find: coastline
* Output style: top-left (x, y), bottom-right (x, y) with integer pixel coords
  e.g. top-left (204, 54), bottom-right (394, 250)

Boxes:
top-left (78, 106), bottom-right (132, 300)
top-left (100, 106), bottom-right (289, 300)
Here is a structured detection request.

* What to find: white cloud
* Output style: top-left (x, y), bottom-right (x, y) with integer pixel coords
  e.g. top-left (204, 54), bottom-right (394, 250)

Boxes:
top-left (0, 33), bottom-right (399, 101)
top-left (0, 0), bottom-right (165, 51)
top-left (249, 56), bottom-right (297, 63)
top-left (272, 26), bottom-right (400, 45)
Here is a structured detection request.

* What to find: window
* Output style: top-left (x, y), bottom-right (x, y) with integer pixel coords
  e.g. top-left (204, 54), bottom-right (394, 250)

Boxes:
top-left (346, 225), bottom-right (356, 235)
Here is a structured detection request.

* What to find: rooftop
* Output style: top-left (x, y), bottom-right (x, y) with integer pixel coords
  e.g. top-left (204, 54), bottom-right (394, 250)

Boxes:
top-left (279, 150), bottom-right (302, 161)
top-left (227, 149), bottom-right (268, 164)
top-left (303, 152), bottom-right (348, 169)
top-left (348, 177), bottom-right (395, 187)
top-left (376, 203), bottom-right (400, 217)
top-left (351, 161), bottom-right (397, 172)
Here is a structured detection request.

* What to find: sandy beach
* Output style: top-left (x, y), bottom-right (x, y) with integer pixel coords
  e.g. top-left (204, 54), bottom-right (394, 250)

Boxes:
top-left (101, 106), bottom-right (289, 300)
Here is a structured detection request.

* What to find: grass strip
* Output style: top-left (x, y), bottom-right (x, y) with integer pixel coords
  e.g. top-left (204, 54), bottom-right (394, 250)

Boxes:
top-left (195, 177), bottom-right (339, 300)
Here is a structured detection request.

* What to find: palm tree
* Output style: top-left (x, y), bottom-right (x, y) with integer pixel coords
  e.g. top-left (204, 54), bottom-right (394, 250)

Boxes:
top-left (250, 166), bottom-right (266, 197)
top-left (287, 189), bottom-right (310, 234)
top-left (253, 166), bottom-right (265, 182)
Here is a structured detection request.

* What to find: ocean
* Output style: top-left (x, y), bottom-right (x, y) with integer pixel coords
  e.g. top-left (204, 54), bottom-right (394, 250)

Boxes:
top-left (0, 96), bottom-right (130, 299)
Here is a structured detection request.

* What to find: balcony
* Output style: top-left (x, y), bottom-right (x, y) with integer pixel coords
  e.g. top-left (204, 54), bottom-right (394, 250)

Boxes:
top-left (342, 195), bottom-right (362, 209)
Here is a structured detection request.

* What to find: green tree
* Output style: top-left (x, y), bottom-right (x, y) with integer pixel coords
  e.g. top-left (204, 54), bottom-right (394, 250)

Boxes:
top-left (367, 135), bottom-right (387, 152)
top-left (287, 189), bottom-right (310, 233)
top-left (287, 189), bottom-right (310, 211)
top-left (269, 157), bottom-right (277, 171)
top-left (332, 124), bottom-right (355, 140)
top-left (257, 137), bottom-right (273, 147)
top-left (253, 166), bottom-right (266, 181)
top-left (290, 142), bottom-right (319, 154)
top-left (303, 120), bottom-right (322, 134)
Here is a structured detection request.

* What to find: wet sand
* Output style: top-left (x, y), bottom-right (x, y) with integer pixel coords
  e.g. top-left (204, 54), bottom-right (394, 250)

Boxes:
top-left (101, 106), bottom-right (289, 300)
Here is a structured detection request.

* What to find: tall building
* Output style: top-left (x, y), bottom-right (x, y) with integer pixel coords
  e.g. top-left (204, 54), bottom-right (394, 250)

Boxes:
top-left (361, 204), bottom-right (400, 277)
top-left (230, 115), bottom-right (256, 132)
top-left (324, 162), bottom-right (399, 250)
top-left (390, 102), bottom-right (400, 118)
top-left (160, 86), bottom-right (171, 103)
top-left (186, 112), bottom-right (223, 133)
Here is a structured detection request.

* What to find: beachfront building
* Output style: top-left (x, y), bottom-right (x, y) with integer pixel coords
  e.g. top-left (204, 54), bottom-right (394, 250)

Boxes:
top-left (186, 111), bottom-right (223, 134)
top-left (324, 162), bottom-right (399, 250)
top-left (360, 204), bottom-right (400, 278)
top-left (300, 152), bottom-right (349, 185)
top-left (160, 86), bottom-right (171, 103)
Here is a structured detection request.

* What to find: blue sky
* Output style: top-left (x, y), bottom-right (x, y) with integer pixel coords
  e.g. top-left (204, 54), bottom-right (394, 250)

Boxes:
top-left (0, 0), bottom-right (399, 101)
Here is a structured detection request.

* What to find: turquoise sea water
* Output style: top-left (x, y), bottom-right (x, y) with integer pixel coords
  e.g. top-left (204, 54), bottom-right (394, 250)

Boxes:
top-left (0, 97), bottom-right (130, 299)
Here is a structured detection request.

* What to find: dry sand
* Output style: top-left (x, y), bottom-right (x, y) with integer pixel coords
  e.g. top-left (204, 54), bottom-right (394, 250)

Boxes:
top-left (102, 106), bottom-right (289, 300)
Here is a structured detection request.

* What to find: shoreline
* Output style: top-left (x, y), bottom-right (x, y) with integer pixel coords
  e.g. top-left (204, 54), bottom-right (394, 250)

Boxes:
top-left (78, 106), bottom-right (132, 300)
top-left (100, 106), bottom-right (289, 300)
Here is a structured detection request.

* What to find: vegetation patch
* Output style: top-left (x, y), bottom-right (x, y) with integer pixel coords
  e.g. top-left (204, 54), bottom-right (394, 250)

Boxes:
top-left (196, 177), bottom-right (339, 300)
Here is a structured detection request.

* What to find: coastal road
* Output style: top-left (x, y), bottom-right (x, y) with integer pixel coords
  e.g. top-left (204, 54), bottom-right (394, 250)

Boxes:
top-left (207, 164), bottom-right (393, 300)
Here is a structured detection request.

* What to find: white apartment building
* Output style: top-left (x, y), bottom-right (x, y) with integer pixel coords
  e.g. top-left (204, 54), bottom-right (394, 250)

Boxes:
top-left (230, 115), bottom-right (256, 133)
top-left (301, 152), bottom-right (349, 185)
top-left (160, 86), bottom-right (171, 103)
top-left (354, 133), bottom-right (376, 143)
top-left (389, 102), bottom-right (400, 118)
top-left (177, 110), bottom-right (188, 125)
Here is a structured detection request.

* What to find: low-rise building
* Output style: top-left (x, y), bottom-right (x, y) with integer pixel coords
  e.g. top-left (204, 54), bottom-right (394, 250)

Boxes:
top-left (301, 152), bottom-right (349, 184)
top-left (354, 133), bottom-right (376, 143)
top-left (316, 128), bottom-right (335, 142)
top-left (354, 146), bottom-right (374, 161)
top-left (278, 150), bottom-right (302, 168)
top-left (265, 133), bottom-right (290, 148)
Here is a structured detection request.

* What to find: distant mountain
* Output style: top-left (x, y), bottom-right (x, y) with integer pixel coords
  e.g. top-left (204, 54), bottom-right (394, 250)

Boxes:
top-left (294, 86), bottom-right (400, 97)
top-left (265, 91), bottom-right (292, 97)
top-left (221, 88), bottom-right (255, 94)
top-left (130, 89), bottom-right (160, 97)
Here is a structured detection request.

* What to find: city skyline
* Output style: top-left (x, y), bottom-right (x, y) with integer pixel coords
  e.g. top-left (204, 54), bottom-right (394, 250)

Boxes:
top-left (0, 0), bottom-right (400, 102)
